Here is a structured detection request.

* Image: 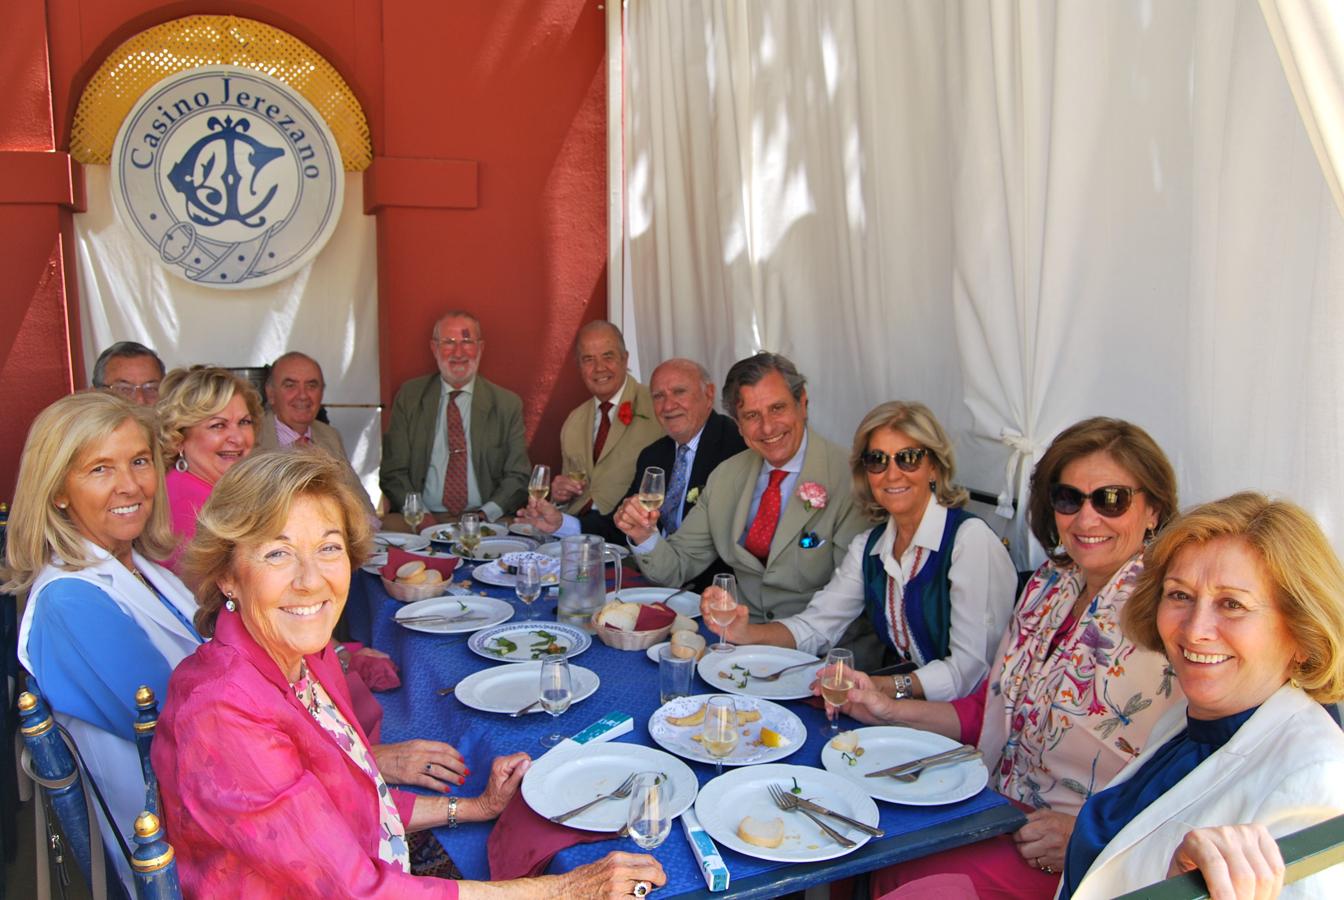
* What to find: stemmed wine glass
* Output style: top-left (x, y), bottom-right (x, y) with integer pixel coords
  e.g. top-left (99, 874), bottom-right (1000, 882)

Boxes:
top-left (820, 648), bottom-right (855, 736)
top-left (637, 467), bottom-right (666, 515)
top-left (539, 654), bottom-right (572, 748)
top-left (626, 772), bottom-right (671, 849)
top-left (515, 558), bottom-right (542, 621)
top-left (458, 512), bottom-right (481, 558)
top-left (701, 696), bottom-right (738, 775)
top-left (528, 464), bottom-right (551, 503)
top-left (707, 573), bottom-right (739, 653)
top-left (402, 493), bottom-right (425, 533)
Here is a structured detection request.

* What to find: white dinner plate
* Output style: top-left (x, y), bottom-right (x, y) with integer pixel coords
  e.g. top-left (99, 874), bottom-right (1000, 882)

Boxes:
top-left (610, 586), bottom-right (700, 619)
top-left (645, 641), bottom-right (671, 663)
top-left (472, 560), bottom-right (560, 590)
top-left (360, 551), bottom-right (388, 574)
top-left (468, 622), bottom-right (591, 662)
top-left (508, 522), bottom-right (550, 541)
top-left (447, 536), bottom-right (537, 563)
top-left (533, 540), bottom-right (630, 560)
top-left (454, 661), bottom-right (600, 715)
top-left (820, 726), bottom-right (988, 806)
top-left (393, 595), bottom-right (514, 635)
top-left (648, 694), bottom-right (805, 767)
top-left (522, 743), bottom-right (697, 833)
top-left (696, 646), bottom-right (822, 701)
top-left (373, 532), bottom-right (430, 552)
top-left (421, 522), bottom-right (508, 543)
top-left (694, 763), bottom-right (879, 863)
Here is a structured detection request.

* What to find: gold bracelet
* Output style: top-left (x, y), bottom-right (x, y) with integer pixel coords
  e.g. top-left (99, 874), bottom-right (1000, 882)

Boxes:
top-left (446, 795), bottom-right (459, 828)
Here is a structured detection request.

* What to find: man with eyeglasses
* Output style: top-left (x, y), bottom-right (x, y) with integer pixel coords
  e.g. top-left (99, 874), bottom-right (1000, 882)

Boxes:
top-left (380, 310), bottom-right (530, 528)
top-left (613, 352), bottom-right (872, 657)
top-left (91, 341), bottom-right (165, 406)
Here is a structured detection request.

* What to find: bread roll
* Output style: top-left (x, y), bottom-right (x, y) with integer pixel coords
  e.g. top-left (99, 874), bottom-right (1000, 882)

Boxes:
top-left (596, 600), bottom-right (640, 632)
top-left (737, 815), bottom-right (785, 849)
top-left (829, 731), bottom-right (860, 753)
top-left (670, 631), bottom-right (706, 659)
top-left (421, 569), bottom-right (444, 584)
top-left (395, 560), bottom-right (426, 580)
top-left (670, 615), bottom-right (698, 634)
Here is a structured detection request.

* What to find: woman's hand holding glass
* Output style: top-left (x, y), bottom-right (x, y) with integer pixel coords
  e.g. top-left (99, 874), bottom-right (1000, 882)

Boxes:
top-left (809, 666), bottom-right (896, 726)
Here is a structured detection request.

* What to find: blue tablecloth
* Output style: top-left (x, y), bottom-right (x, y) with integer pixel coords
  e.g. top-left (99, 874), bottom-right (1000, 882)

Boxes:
top-left (355, 567), bottom-right (1020, 895)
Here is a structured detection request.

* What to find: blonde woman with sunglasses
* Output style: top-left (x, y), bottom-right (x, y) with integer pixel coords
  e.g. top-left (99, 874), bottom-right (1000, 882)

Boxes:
top-left (702, 400), bottom-right (1017, 692)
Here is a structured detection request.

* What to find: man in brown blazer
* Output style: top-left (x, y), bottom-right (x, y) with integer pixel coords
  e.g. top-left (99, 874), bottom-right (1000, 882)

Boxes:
top-left (551, 322), bottom-right (663, 515)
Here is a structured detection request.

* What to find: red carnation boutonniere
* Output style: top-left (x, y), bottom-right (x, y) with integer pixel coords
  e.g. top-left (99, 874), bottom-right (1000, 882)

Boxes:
top-left (797, 481), bottom-right (828, 511)
top-left (617, 401), bottom-right (634, 426)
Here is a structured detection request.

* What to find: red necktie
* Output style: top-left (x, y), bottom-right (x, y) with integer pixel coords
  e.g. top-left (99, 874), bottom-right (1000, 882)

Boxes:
top-left (440, 390), bottom-right (468, 515)
top-left (743, 469), bottom-right (788, 562)
top-left (591, 400), bottom-right (613, 460)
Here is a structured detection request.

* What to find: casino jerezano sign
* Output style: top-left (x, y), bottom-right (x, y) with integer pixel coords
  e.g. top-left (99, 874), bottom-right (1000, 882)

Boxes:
top-left (111, 66), bottom-right (343, 289)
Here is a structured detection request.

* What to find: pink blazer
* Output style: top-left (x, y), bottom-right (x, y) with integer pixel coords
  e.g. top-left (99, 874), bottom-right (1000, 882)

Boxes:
top-left (153, 610), bottom-right (455, 898)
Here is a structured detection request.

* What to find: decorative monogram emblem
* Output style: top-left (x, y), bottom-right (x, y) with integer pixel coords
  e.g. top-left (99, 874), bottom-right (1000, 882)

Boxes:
top-left (111, 67), bottom-right (343, 289)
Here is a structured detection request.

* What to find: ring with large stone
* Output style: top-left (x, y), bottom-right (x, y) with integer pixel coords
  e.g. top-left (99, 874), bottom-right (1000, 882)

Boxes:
top-left (633, 881), bottom-right (651, 897)
top-left (424, 763), bottom-right (433, 773)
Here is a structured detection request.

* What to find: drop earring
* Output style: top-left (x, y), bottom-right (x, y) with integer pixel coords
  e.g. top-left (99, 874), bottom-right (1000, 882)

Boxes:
top-left (175, 456), bottom-right (189, 473)
top-left (224, 592), bottom-right (237, 612)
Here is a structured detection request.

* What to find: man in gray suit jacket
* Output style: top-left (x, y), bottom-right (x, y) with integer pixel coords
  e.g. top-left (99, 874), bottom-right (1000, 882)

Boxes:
top-left (615, 352), bottom-right (874, 660)
top-left (380, 311), bottom-right (530, 524)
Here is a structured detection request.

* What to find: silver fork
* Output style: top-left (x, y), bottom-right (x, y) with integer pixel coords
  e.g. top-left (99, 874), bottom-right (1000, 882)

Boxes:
top-left (549, 773), bottom-right (638, 824)
top-left (890, 748), bottom-right (983, 783)
top-left (767, 784), bottom-right (856, 848)
top-left (749, 658), bottom-right (821, 683)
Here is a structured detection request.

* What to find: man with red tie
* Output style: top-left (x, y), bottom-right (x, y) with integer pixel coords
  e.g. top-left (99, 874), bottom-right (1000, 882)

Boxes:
top-left (380, 311), bottom-right (530, 527)
top-left (614, 352), bottom-right (870, 650)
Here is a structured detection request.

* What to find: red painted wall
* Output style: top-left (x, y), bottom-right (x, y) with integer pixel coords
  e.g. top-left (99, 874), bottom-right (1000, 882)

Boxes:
top-left (0, 0), bottom-right (608, 500)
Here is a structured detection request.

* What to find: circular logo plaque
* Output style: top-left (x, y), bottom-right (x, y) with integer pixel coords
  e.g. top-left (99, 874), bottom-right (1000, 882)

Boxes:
top-left (110, 66), bottom-right (344, 289)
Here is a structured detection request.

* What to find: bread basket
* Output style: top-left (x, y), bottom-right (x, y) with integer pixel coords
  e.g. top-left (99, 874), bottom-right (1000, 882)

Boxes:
top-left (382, 576), bottom-right (456, 603)
top-left (590, 613), bottom-right (673, 650)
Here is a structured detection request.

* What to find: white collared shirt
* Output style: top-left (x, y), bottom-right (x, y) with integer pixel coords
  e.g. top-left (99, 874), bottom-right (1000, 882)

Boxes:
top-left (273, 417), bottom-right (311, 448)
top-left (590, 378), bottom-right (630, 443)
top-left (778, 495), bottom-right (1017, 701)
top-left (421, 377), bottom-right (501, 521)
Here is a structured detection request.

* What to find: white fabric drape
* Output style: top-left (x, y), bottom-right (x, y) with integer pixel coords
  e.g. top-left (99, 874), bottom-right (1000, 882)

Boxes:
top-left (625, 0), bottom-right (1344, 564)
top-left (73, 168), bottom-right (382, 502)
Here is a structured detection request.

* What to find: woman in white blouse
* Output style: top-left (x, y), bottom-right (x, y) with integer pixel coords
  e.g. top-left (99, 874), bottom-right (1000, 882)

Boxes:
top-left (701, 401), bottom-right (1016, 700)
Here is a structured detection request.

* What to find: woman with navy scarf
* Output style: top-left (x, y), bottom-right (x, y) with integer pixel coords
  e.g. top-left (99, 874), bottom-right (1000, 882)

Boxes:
top-left (1062, 493), bottom-right (1344, 899)
top-left (702, 400), bottom-right (1016, 699)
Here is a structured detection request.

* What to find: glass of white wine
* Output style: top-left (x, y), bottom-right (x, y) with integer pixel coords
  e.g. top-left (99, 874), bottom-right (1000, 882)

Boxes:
top-left (565, 469), bottom-right (589, 494)
top-left (457, 512), bottom-right (481, 558)
top-left (539, 654), bottom-right (572, 748)
top-left (707, 573), bottom-right (739, 653)
top-left (625, 772), bottom-right (671, 849)
top-left (529, 464), bottom-right (551, 503)
top-left (820, 647), bottom-right (855, 736)
top-left (402, 493), bottom-right (425, 533)
top-left (701, 696), bottom-right (738, 776)
top-left (637, 467), bottom-right (666, 517)
top-left (515, 558), bottom-right (542, 621)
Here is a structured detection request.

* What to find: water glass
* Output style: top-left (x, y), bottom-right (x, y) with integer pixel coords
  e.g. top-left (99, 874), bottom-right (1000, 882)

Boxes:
top-left (658, 644), bottom-right (694, 704)
top-left (515, 558), bottom-right (542, 620)
top-left (707, 573), bottom-right (739, 653)
top-left (820, 648), bottom-right (855, 735)
top-left (539, 654), bottom-right (572, 748)
top-left (625, 772), bottom-right (671, 850)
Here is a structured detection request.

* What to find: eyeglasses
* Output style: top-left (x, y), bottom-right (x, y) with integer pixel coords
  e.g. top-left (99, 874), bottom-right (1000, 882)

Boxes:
top-left (860, 447), bottom-right (928, 475)
top-left (107, 380), bottom-right (161, 401)
top-left (1049, 484), bottom-right (1145, 518)
top-left (431, 338), bottom-right (480, 351)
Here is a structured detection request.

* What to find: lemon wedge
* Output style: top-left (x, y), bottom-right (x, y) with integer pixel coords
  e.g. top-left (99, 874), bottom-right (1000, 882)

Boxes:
top-left (759, 727), bottom-right (790, 748)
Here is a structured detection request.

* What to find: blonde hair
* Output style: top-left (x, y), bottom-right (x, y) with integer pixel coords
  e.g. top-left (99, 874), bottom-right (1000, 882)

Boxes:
top-left (2, 392), bottom-right (175, 594)
top-left (849, 401), bottom-right (968, 521)
top-left (156, 366), bottom-right (262, 460)
top-left (185, 450), bottom-right (373, 637)
top-left (1124, 492), bottom-right (1344, 704)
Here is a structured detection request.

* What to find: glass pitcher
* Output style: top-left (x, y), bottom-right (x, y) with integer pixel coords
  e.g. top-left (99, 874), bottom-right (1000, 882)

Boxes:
top-left (556, 534), bottom-right (621, 631)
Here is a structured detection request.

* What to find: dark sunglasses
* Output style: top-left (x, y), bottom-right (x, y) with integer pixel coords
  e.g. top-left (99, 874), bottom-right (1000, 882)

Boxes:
top-left (1049, 484), bottom-right (1145, 518)
top-left (861, 447), bottom-right (928, 475)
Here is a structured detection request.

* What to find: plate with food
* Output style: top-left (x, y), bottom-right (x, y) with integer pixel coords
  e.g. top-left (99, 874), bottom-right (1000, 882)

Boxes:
top-left (820, 726), bottom-right (988, 806)
top-left (453, 661), bottom-right (600, 715)
top-left (521, 744), bottom-right (697, 833)
top-left (467, 622), bottom-right (591, 662)
top-left (648, 694), bottom-right (804, 767)
top-left (373, 532), bottom-right (430, 552)
top-left (471, 560), bottom-right (561, 590)
top-left (421, 522), bottom-right (507, 547)
top-left (694, 763), bottom-right (879, 863)
top-left (644, 629), bottom-right (709, 663)
top-left (393, 595), bottom-right (514, 635)
top-left (696, 646), bottom-right (821, 701)
top-left (609, 586), bottom-right (699, 619)
top-left (447, 536), bottom-right (537, 563)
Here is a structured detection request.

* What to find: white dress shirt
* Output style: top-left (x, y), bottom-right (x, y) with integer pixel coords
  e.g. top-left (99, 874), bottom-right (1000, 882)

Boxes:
top-left (421, 377), bottom-right (503, 522)
top-left (590, 379), bottom-right (630, 442)
top-left (779, 495), bottom-right (1017, 701)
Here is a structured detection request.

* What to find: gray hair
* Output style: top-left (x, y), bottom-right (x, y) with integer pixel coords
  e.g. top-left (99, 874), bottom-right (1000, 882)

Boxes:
top-left (91, 342), bottom-right (165, 387)
top-left (265, 351), bottom-right (325, 388)
top-left (433, 310), bottom-right (483, 340)
top-left (575, 321), bottom-right (627, 358)
top-left (721, 352), bottom-right (807, 420)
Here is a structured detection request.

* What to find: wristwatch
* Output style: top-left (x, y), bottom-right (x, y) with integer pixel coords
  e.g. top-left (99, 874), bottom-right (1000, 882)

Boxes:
top-left (890, 674), bottom-right (914, 700)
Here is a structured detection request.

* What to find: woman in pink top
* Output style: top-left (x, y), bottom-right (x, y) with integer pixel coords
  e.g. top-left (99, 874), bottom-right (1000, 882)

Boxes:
top-left (155, 366), bottom-right (261, 573)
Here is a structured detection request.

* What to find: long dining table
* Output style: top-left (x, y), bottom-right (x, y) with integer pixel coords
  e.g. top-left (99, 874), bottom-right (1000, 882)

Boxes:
top-left (349, 559), bottom-right (1026, 898)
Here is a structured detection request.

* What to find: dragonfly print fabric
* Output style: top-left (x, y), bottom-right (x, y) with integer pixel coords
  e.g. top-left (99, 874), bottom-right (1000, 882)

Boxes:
top-left (976, 555), bottom-right (1181, 815)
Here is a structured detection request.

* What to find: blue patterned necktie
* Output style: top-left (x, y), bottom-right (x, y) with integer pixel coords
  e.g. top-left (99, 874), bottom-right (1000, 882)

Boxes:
top-left (661, 443), bottom-right (692, 533)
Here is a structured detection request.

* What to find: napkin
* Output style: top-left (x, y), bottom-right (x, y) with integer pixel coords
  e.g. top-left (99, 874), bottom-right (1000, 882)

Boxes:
top-left (379, 546), bottom-right (460, 581)
top-left (486, 793), bottom-right (616, 879)
top-left (343, 642), bottom-right (401, 692)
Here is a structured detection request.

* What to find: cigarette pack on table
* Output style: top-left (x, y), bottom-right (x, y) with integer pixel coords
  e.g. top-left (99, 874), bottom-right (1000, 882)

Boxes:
top-left (680, 807), bottom-right (729, 892)
top-left (544, 711), bottom-right (633, 757)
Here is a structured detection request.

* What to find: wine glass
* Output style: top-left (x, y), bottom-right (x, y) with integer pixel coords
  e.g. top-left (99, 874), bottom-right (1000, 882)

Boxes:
top-left (707, 574), bottom-right (739, 653)
top-left (515, 558), bottom-right (542, 620)
top-left (701, 696), bottom-right (738, 775)
top-left (457, 512), bottom-right (481, 558)
top-left (625, 772), bottom-right (671, 849)
top-left (637, 467), bottom-right (666, 516)
top-left (528, 464), bottom-right (551, 503)
top-left (402, 493), bottom-right (425, 533)
top-left (565, 469), bottom-right (589, 494)
top-left (820, 648), bottom-right (855, 736)
top-left (539, 654), bottom-right (572, 748)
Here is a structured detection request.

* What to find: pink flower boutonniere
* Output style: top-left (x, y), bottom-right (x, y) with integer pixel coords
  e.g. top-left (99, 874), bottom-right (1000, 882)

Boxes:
top-left (617, 401), bottom-right (634, 426)
top-left (797, 481), bottom-right (828, 510)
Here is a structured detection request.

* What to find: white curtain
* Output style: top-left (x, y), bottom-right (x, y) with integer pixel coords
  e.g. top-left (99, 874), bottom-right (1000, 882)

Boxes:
top-left (73, 167), bottom-right (383, 503)
top-left (625, 0), bottom-right (1344, 564)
